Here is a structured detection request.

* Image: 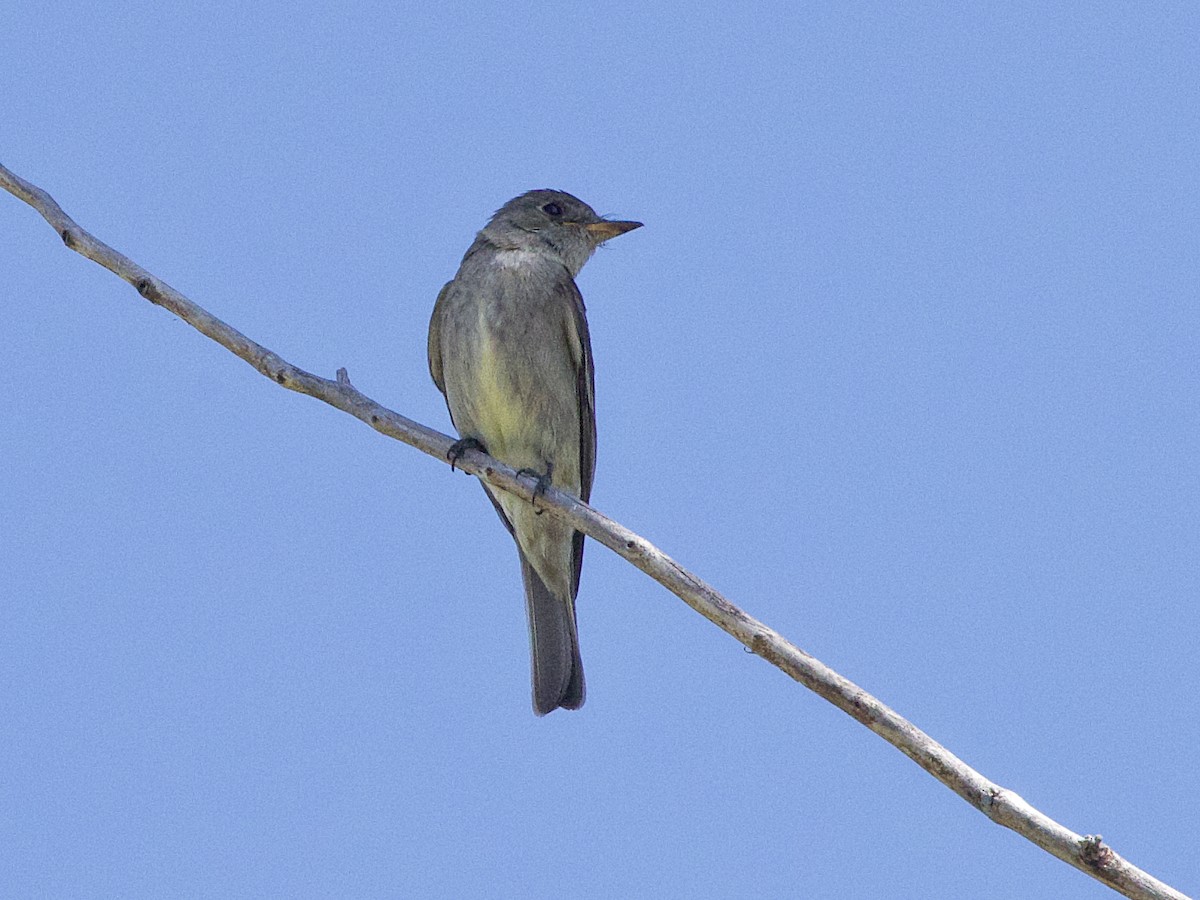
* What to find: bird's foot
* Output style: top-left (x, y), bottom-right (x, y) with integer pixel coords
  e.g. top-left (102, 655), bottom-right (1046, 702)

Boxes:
top-left (516, 463), bottom-right (554, 515)
top-left (447, 436), bottom-right (487, 473)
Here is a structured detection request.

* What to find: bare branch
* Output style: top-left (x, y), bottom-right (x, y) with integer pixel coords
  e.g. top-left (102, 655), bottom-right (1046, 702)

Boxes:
top-left (1, 162), bottom-right (1188, 900)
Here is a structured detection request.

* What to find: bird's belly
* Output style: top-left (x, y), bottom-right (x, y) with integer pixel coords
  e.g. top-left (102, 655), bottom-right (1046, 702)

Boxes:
top-left (453, 335), bottom-right (578, 494)
top-left (470, 331), bottom-right (531, 457)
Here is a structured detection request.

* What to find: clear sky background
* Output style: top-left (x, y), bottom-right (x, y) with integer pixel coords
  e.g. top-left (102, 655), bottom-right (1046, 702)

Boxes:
top-left (3, 4), bottom-right (1197, 899)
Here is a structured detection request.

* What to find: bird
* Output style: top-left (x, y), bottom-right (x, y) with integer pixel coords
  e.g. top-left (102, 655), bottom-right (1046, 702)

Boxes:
top-left (427, 189), bottom-right (641, 714)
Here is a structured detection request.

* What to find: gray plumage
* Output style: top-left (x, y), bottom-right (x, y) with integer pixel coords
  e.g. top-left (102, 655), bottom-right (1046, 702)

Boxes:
top-left (427, 189), bottom-right (641, 715)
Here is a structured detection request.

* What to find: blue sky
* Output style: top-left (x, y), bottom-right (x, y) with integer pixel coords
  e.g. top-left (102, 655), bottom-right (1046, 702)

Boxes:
top-left (3, 3), bottom-right (1197, 898)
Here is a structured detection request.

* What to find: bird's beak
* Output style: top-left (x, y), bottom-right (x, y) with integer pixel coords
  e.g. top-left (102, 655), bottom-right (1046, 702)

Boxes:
top-left (585, 220), bottom-right (643, 242)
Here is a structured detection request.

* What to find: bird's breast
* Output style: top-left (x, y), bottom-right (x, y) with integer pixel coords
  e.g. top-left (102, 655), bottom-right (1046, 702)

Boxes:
top-left (441, 261), bottom-right (577, 474)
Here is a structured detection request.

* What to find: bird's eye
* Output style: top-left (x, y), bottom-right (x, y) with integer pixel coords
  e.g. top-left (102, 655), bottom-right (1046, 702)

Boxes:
top-left (542, 202), bottom-right (563, 217)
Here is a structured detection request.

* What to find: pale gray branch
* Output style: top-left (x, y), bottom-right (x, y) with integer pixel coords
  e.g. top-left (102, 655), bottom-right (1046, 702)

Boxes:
top-left (1, 161), bottom-right (1188, 900)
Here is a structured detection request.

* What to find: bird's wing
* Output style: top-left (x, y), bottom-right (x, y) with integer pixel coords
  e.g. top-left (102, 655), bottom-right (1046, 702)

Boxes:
top-left (427, 280), bottom-right (453, 397)
top-left (559, 276), bottom-right (597, 599)
top-left (559, 277), bottom-right (596, 504)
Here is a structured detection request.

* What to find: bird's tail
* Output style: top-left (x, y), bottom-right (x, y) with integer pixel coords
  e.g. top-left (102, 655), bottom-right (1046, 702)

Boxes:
top-left (520, 551), bottom-right (585, 715)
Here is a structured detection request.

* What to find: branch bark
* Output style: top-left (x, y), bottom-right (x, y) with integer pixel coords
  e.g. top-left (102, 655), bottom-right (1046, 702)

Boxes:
top-left (1, 162), bottom-right (1188, 900)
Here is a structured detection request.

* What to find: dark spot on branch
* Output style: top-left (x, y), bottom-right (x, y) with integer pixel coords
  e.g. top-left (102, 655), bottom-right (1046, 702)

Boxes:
top-left (626, 540), bottom-right (636, 550)
top-left (1079, 835), bottom-right (1113, 867)
top-left (60, 228), bottom-right (74, 248)
top-left (371, 415), bottom-right (379, 424)
top-left (136, 279), bottom-right (152, 297)
top-left (275, 372), bottom-right (287, 384)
